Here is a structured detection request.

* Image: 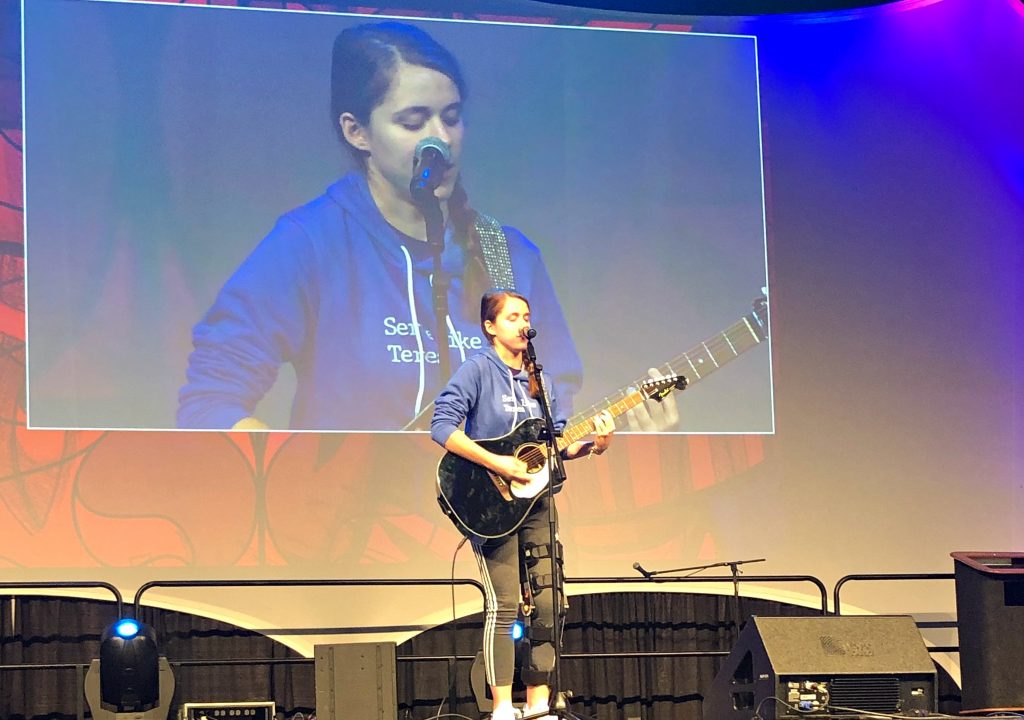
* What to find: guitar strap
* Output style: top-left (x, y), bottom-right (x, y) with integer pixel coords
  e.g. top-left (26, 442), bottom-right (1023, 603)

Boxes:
top-left (474, 213), bottom-right (516, 290)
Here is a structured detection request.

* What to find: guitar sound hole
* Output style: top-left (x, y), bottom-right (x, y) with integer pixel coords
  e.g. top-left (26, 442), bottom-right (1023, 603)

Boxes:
top-left (516, 445), bottom-right (547, 473)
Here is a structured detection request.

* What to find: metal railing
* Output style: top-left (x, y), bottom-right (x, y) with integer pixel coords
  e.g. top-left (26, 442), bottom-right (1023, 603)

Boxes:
top-left (133, 577), bottom-right (486, 634)
top-left (0, 581), bottom-right (124, 616)
top-left (567, 573), bottom-right (831, 615)
top-left (832, 572), bottom-right (958, 652)
top-left (833, 572), bottom-right (955, 615)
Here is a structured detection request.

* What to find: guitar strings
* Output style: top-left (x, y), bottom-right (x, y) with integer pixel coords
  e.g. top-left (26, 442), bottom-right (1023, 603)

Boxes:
top-left (517, 444), bottom-right (548, 471)
top-left (566, 312), bottom-right (765, 428)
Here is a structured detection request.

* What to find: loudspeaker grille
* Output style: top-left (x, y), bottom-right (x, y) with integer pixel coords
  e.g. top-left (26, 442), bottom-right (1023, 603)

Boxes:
top-left (829, 676), bottom-right (900, 713)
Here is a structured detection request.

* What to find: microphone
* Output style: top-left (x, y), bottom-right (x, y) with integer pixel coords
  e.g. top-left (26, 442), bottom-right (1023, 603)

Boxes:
top-left (633, 561), bottom-right (653, 579)
top-left (520, 328), bottom-right (537, 340)
top-left (410, 137), bottom-right (452, 200)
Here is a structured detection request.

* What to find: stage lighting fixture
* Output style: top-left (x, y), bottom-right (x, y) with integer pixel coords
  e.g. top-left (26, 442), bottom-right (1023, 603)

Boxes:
top-left (511, 620), bottom-right (525, 640)
top-left (114, 618), bottom-right (141, 638)
top-left (99, 617), bottom-right (161, 712)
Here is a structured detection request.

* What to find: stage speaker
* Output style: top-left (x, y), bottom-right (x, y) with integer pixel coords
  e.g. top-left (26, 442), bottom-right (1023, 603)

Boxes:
top-left (952, 551), bottom-right (1024, 712)
top-left (315, 642), bottom-right (397, 720)
top-left (703, 616), bottom-right (936, 720)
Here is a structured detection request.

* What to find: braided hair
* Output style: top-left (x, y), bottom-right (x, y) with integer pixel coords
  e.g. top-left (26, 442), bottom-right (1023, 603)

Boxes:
top-left (331, 21), bottom-right (489, 311)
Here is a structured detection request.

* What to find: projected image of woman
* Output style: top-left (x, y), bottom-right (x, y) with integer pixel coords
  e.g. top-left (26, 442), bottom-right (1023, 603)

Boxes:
top-left (176, 22), bottom-right (582, 430)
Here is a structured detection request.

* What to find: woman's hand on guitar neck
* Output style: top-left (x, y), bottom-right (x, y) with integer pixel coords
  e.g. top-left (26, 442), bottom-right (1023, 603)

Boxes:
top-left (591, 409), bottom-right (615, 454)
top-left (564, 409), bottom-right (614, 459)
top-left (624, 368), bottom-right (680, 431)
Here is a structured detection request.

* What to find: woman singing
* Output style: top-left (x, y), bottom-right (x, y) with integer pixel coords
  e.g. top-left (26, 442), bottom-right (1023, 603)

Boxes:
top-left (177, 22), bottom-right (581, 431)
top-left (432, 289), bottom-right (614, 720)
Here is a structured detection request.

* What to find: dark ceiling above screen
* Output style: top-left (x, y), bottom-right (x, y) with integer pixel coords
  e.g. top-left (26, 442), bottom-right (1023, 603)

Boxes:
top-left (538, 0), bottom-right (902, 14)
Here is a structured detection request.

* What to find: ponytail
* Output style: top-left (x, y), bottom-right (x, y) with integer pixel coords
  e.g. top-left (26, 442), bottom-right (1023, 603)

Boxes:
top-left (523, 356), bottom-right (541, 400)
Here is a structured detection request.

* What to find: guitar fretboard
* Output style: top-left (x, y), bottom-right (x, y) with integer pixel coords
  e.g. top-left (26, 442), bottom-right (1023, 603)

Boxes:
top-left (566, 304), bottom-right (768, 430)
top-left (556, 388), bottom-right (651, 450)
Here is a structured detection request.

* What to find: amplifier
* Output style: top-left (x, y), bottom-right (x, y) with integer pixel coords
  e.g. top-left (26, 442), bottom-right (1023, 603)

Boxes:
top-left (180, 702), bottom-right (275, 720)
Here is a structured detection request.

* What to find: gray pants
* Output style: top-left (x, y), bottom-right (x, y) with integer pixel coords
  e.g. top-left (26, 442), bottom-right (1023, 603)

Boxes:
top-left (472, 496), bottom-right (563, 687)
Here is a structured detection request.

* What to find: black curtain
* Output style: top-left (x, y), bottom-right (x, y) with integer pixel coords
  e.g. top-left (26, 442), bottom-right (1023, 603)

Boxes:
top-left (0, 593), bottom-right (960, 720)
top-left (398, 592), bottom-right (822, 720)
top-left (0, 596), bottom-right (315, 720)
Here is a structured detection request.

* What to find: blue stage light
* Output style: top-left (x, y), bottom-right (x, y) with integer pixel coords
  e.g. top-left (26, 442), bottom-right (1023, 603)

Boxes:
top-left (100, 618), bottom-right (160, 712)
top-left (113, 619), bottom-right (141, 639)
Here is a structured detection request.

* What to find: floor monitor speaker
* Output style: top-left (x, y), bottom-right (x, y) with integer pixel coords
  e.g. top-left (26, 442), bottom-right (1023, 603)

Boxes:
top-left (703, 616), bottom-right (936, 720)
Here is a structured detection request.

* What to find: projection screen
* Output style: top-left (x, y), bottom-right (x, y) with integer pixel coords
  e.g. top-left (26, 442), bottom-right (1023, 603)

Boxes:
top-left (23, 0), bottom-right (772, 434)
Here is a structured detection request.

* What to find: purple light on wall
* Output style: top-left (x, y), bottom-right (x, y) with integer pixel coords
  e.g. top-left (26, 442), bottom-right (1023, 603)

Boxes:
top-left (769, 0), bottom-right (944, 24)
top-left (1003, 151), bottom-right (1024, 199)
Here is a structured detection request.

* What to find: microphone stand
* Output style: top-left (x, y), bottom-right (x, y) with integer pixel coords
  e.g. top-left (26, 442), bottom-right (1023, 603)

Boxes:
top-left (524, 337), bottom-right (578, 720)
top-left (411, 181), bottom-right (450, 387)
top-left (634, 558), bottom-right (766, 633)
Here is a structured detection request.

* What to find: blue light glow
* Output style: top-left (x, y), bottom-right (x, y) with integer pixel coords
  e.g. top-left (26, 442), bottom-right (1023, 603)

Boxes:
top-left (511, 621), bottom-right (525, 641)
top-left (113, 619), bottom-right (140, 639)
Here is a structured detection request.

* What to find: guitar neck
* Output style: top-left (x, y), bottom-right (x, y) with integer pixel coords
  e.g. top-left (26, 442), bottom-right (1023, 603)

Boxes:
top-left (566, 305), bottom-right (767, 430)
top-left (557, 389), bottom-right (652, 451)
top-left (667, 308), bottom-right (767, 386)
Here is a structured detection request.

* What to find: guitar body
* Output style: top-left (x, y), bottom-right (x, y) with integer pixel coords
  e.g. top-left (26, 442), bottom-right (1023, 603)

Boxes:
top-left (436, 418), bottom-right (558, 541)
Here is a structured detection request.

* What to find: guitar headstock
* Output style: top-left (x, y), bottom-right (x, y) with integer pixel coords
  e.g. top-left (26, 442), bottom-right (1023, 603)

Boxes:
top-left (751, 294), bottom-right (769, 340)
top-left (641, 374), bottom-right (688, 402)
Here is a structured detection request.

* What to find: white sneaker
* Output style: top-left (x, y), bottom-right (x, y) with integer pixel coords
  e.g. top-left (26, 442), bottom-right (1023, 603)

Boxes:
top-left (490, 704), bottom-right (522, 720)
top-left (522, 704), bottom-right (556, 720)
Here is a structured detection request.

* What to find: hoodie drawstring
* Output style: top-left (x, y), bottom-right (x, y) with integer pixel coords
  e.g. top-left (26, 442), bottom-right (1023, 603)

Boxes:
top-left (402, 242), bottom-right (466, 419)
top-left (507, 367), bottom-right (537, 427)
top-left (400, 245), bottom-right (426, 418)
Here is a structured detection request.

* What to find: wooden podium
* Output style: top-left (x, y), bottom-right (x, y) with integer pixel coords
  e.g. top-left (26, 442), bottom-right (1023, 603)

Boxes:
top-left (952, 551), bottom-right (1024, 713)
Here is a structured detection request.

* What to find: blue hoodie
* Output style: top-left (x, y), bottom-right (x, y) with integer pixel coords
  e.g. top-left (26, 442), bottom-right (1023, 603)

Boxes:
top-left (430, 345), bottom-right (567, 447)
top-left (177, 173), bottom-right (581, 431)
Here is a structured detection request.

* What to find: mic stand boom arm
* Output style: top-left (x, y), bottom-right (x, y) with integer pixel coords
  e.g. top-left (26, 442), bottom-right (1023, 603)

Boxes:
top-left (633, 558), bottom-right (767, 633)
top-left (635, 558), bottom-right (767, 578)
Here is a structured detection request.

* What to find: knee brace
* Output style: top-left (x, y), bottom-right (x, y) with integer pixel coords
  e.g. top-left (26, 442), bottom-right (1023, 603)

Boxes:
top-left (523, 540), bottom-right (563, 594)
top-left (521, 540), bottom-right (562, 610)
top-left (522, 540), bottom-right (562, 567)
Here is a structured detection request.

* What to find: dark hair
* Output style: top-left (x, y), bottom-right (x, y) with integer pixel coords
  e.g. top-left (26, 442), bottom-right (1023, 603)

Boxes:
top-left (480, 290), bottom-right (540, 398)
top-left (330, 22), bottom-right (466, 169)
top-left (330, 23), bottom-right (487, 305)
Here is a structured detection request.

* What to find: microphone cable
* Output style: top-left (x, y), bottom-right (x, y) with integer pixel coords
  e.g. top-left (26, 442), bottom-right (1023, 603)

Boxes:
top-left (431, 535), bottom-right (469, 720)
